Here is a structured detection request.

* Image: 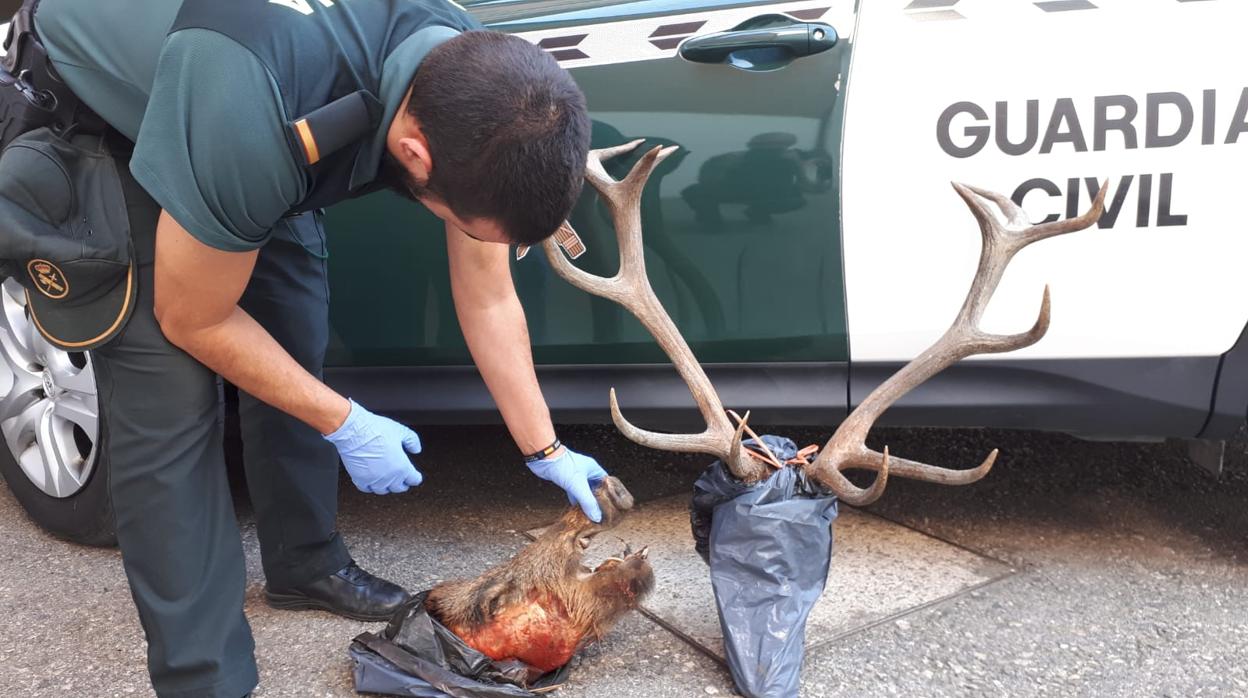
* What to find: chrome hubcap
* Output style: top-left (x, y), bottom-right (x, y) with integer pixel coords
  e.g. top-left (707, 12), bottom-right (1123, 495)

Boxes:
top-left (0, 279), bottom-right (99, 497)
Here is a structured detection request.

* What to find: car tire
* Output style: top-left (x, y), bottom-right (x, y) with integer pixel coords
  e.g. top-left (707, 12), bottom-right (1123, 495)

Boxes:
top-left (0, 279), bottom-right (115, 547)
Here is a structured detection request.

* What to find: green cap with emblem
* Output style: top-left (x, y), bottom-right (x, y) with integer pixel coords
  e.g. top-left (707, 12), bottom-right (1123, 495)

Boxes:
top-left (0, 128), bottom-right (136, 351)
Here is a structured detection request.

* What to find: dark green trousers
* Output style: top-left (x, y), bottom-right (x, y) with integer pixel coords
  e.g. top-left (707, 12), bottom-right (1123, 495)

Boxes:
top-left (92, 145), bottom-right (349, 698)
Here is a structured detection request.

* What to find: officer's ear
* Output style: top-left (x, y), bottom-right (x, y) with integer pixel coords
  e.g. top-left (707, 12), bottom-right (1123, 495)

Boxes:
top-left (393, 132), bottom-right (434, 187)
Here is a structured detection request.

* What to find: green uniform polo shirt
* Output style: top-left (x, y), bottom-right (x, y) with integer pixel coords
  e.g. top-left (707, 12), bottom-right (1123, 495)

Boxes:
top-left (34, 0), bottom-right (455, 252)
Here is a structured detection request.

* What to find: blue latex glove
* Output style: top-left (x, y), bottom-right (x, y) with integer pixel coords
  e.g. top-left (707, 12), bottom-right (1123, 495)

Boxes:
top-left (527, 447), bottom-right (608, 522)
top-left (323, 400), bottom-right (423, 495)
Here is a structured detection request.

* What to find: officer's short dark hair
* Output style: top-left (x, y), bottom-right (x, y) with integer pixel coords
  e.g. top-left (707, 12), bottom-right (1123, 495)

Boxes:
top-left (404, 30), bottom-right (590, 246)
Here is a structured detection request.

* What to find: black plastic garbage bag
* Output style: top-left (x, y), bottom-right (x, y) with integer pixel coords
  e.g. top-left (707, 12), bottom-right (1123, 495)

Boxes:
top-left (689, 435), bottom-right (838, 698)
top-left (350, 591), bottom-right (570, 697)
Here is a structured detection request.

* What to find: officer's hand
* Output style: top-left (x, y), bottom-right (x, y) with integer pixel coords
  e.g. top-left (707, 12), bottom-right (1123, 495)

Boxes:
top-left (526, 448), bottom-right (608, 523)
top-left (323, 400), bottom-right (423, 494)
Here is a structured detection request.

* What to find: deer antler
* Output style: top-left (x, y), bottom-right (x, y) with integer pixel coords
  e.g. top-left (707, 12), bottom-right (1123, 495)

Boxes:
top-left (542, 141), bottom-right (770, 483)
top-left (805, 181), bottom-right (1109, 505)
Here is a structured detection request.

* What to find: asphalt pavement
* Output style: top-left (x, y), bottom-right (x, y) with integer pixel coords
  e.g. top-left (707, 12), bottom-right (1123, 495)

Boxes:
top-left (1, 423), bottom-right (1246, 697)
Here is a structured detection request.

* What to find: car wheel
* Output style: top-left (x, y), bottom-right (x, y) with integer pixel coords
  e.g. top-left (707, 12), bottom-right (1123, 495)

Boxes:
top-left (0, 278), bottom-right (115, 546)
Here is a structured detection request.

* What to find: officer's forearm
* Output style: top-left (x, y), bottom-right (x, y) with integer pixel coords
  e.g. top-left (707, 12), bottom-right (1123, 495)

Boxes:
top-left (153, 210), bottom-right (351, 435)
top-left (459, 296), bottom-right (557, 454)
top-left (164, 306), bottom-right (351, 435)
top-left (446, 225), bottom-right (556, 455)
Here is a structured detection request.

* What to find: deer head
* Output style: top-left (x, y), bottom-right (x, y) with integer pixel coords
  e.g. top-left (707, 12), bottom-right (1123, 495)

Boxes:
top-left (544, 141), bottom-right (1107, 504)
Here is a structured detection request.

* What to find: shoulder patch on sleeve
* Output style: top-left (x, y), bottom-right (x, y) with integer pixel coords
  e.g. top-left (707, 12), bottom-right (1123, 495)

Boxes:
top-left (288, 90), bottom-right (381, 166)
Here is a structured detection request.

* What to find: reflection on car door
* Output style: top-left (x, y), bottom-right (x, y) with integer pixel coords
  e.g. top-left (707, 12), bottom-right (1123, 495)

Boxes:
top-left (501, 0), bottom-right (857, 371)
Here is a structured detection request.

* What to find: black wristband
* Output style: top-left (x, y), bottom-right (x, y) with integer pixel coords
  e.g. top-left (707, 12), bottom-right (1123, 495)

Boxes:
top-left (523, 438), bottom-right (562, 463)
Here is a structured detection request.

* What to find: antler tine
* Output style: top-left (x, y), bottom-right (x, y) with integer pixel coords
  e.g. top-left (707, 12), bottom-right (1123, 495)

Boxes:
top-left (953, 181), bottom-right (1105, 331)
top-left (592, 139), bottom-right (647, 162)
top-left (726, 410), bottom-right (750, 473)
top-left (850, 447), bottom-right (996, 485)
top-left (606, 387), bottom-right (729, 457)
top-left (1026, 179), bottom-right (1108, 241)
top-left (962, 184), bottom-right (1028, 228)
top-left (544, 142), bottom-right (768, 483)
top-left (977, 285), bottom-right (1050, 352)
top-left (583, 139), bottom-right (647, 190)
top-left (956, 180), bottom-right (1108, 257)
top-left (805, 181), bottom-right (1104, 504)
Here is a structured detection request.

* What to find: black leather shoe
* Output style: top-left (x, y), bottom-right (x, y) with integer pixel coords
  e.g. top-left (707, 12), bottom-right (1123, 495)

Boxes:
top-left (265, 561), bottom-right (411, 622)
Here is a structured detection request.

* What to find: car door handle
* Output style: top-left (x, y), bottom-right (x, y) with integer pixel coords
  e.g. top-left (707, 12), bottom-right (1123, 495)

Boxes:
top-left (678, 15), bottom-right (838, 68)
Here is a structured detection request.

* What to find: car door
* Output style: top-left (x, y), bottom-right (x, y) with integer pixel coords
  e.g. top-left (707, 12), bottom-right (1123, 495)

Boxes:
top-left (324, 0), bottom-right (858, 425)
top-left (839, 0), bottom-right (1248, 437)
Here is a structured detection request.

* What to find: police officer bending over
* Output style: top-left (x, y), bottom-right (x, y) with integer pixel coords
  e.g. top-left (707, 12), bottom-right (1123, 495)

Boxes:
top-left (4, 0), bottom-right (603, 695)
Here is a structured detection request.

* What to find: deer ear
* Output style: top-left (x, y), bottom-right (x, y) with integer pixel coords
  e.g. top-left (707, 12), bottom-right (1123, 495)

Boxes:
top-left (628, 559), bottom-right (656, 598)
top-left (467, 578), bottom-right (512, 626)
